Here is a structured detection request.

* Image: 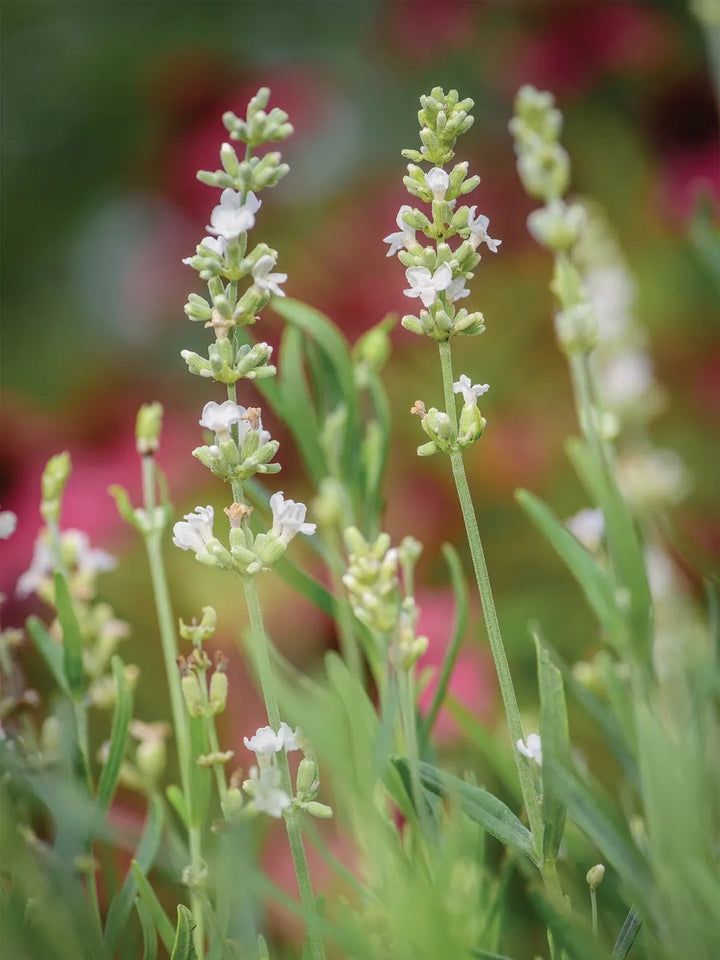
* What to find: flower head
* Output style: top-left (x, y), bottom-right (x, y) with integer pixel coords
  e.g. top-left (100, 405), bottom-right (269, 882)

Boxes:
top-left (270, 492), bottom-right (316, 544)
top-left (207, 189), bottom-right (262, 240)
top-left (199, 400), bottom-right (246, 437)
top-left (251, 254), bottom-right (287, 298)
top-left (248, 765), bottom-right (291, 818)
top-left (16, 530), bottom-right (116, 599)
top-left (244, 722), bottom-right (301, 757)
top-left (517, 733), bottom-right (542, 766)
top-left (453, 374), bottom-right (489, 406)
top-left (172, 506), bottom-right (215, 558)
top-left (403, 263), bottom-right (453, 308)
top-left (425, 167), bottom-right (450, 201)
top-left (467, 207), bottom-right (501, 252)
top-left (383, 205), bottom-right (416, 257)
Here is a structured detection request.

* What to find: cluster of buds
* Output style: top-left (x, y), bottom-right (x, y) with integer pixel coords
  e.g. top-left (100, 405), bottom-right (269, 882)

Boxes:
top-left (509, 85), bottom-right (597, 356)
top-left (221, 723), bottom-right (332, 822)
top-left (178, 648), bottom-right (229, 721)
top-left (192, 400), bottom-right (279, 483)
top-left (385, 88), bottom-right (500, 342)
top-left (181, 88), bottom-right (291, 381)
top-left (172, 490), bottom-right (315, 577)
top-left (343, 528), bottom-right (427, 670)
top-left (411, 374), bottom-right (488, 457)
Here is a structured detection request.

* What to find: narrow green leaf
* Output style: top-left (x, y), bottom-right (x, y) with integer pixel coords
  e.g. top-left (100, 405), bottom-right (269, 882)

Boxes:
top-left (166, 784), bottom-right (189, 829)
top-left (534, 634), bottom-right (569, 860)
top-left (187, 715), bottom-right (211, 829)
top-left (612, 908), bottom-right (642, 959)
top-left (26, 615), bottom-right (69, 695)
top-left (422, 544), bottom-right (470, 743)
top-left (277, 325), bottom-right (326, 483)
top-left (53, 571), bottom-right (85, 699)
top-left (131, 861), bottom-right (175, 954)
top-left (515, 489), bottom-right (622, 641)
top-left (104, 795), bottom-right (165, 951)
top-left (96, 656), bottom-right (133, 812)
top-left (136, 896), bottom-right (158, 960)
top-left (170, 905), bottom-right (198, 960)
top-left (413, 760), bottom-right (536, 860)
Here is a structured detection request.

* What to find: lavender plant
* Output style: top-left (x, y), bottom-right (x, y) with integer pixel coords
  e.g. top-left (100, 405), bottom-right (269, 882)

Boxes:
top-left (1, 83), bottom-right (718, 960)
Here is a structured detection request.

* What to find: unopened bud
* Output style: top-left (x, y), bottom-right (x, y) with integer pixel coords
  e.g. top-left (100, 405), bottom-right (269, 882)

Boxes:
top-left (304, 801), bottom-right (334, 819)
top-left (586, 864), bottom-right (605, 889)
top-left (221, 786), bottom-right (245, 822)
top-left (209, 670), bottom-right (228, 714)
top-left (181, 674), bottom-right (204, 717)
top-left (135, 403), bottom-right (163, 456)
top-left (40, 452), bottom-right (71, 522)
top-left (136, 739), bottom-right (167, 785)
top-left (296, 758), bottom-right (319, 802)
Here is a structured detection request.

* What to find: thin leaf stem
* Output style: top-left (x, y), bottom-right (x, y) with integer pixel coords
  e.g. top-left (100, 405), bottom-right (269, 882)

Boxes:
top-left (437, 339), bottom-right (545, 858)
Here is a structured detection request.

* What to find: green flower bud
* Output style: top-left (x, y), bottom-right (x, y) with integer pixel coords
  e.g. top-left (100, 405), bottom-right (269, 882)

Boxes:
top-left (527, 200), bottom-right (586, 252)
top-left (135, 402), bottom-right (163, 456)
top-left (181, 350), bottom-right (213, 379)
top-left (417, 440), bottom-right (439, 457)
top-left (220, 142), bottom-right (240, 177)
top-left (554, 303), bottom-right (598, 355)
top-left (136, 739), bottom-right (166, 785)
top-left (458, 403), bottom-right (486, 446)
top-left (179, 606), bottom-right (217, 644)
top-left (586, 864), bottom-right (605, 889)
top-left (182, 674), bottom-right (205, 717)
top-left (184, 293), bottom-right (213, 322)
top-left (40, 452), bottom-right (71, 523)
top-left (296, 758), bottom-right (319, 802)
top-left (209, 669), bottom-right (228, 714)
top-left (401, 314), bottom-right (425, 336)
top-left (221, 786), bottom-right (245, 822)
top-left (304, 801), bottom-right (333, 820)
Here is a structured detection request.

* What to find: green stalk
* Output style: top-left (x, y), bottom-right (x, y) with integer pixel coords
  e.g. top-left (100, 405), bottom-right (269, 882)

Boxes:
top-left (437, 339), bottom-right (545, 857)
top-left (198, 671), bottom-right (228, 805)
top-left (141, 455), bottom-right (204, 957)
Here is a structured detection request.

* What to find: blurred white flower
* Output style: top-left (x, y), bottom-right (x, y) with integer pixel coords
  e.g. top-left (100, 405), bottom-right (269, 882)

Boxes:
top-left (584, 266), bottom-right (634, 343)
top-left (0, 510), bottom-right (17, 540)
top-left (597, 352), bottom-right (654, 407)
top-left (517, 733), bottom-right (542, 766)
top-left (383, 205), bottom-right (416, 257)
top-left (252, 254), bottom-right (287, 297)
top-left (270, 492), bottom-right (316, 544)
top-left (404, 263), bottom-right (453, 308)
top-left (207, 189), bottom-right (261, 240)
top-left (16, 530), bottom-right (116, 599)
top-left (172, 506), bottom-right (215, 558)
top-left (453, 374), bottom-right (489, 406)
top-left (248, 765), bottom-right (291, 818)
top-left (565, 508), bottom-right (605, 552)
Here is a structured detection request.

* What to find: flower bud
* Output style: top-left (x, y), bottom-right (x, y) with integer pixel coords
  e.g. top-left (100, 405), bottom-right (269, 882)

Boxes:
top-left (221, 787), bottom-right (245, 822)
top-left (304, 801), bottom-right (334, 820)
top-left (179, 606), bottom-right (217, 644)
top-left (181, 674), bottom-right (205, 717)
top-left (136, 739), bottom-right (167, 785)
top-left (209, 669), bottom-right (228, 714)
top-left (296, 758), bottom-right (319, 802)
top-left (586, 864), bottom-right (605, 889)
top-left (135, 403), bottom-right (163, 456)
top-left (458, 403), bottom-right (486, 446)
top-left (554, 303), bottom-right (598, 355)
top-left (40, 452), bottom-right (71, 523)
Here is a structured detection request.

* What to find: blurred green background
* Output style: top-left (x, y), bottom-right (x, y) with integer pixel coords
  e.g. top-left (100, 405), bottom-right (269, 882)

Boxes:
top-left (1, 1), bottom-right (718, 925)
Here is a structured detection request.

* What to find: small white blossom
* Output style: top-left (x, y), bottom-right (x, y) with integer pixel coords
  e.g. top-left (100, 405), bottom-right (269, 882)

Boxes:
top-left (404, 263), bottom-right (453, 308)
top-left (252, 255), bottom-right (287, 297)
top-left (644, 545), bottom-right (677, 601)
top-left (278, 721), bottom-right (301, 751)
top-left (597, 352), bottom-right (654, 407)
top-left (425, 167), bottom-right (450, 201)
top-left (566, 508), bottom-right (605, 552)
top-left (383, 205), bottom-right (416, 257)
top-left (446, 276), bottom-right (470, 302)
top-left (453, 374), bottom-right (489, 406)
top-left (0, 510), bottom-right (17, 540)
top-left (248, 765), bottom-right (291, 818)
top-left (244, 722), bottom-right (301, 757)
top-left (172, 505), bottom-right (215, 558)
top-left (585, 266), bottom-right (634, 342)
top-left (467, 206), bottom-right (501, 252)
top-left (207, 189), bottom-right (262, 240)
top-left (16, 530), bottom-right (116, 599)
top-left (182, 235), bottom-right (227, 265)
top-left (517, 734), bottom-right (542, 766)
top-left (199, 400), bottom-right (245, 437)
top-left (270, 492), bottom-right (316, 544)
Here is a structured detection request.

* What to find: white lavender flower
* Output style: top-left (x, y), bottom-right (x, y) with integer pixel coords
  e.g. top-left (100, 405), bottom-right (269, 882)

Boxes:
top-left (0, 509), bottom-right (17, 540)
top-left (403, 263), bottom-right (453, 308)
top-left (199, 400), bottom-right (246, 438)
top-left (447, 276), bottom-right (470, 302)
top-left (517, 733), bottom-right (542, 766)
top-left (270, 492), bottom-right (316, 544)
top-left (206, 189), bottom-right (262, 240)
top-left (425, 167), bottom-right (450, 201)
top-left (383, 205), bottom-right (416, 257)
top-left (244, 722), bottom-right (300, 756)
top-left (248, 765), bottom-right (292, 818)
top-left (597, 352), bottom-right (654, 407)
top-left (182, 235), bottom-right (227, 265)
top-left (453, 374), bottom-right (489, 406)
top-left (16, 530), bottom-right (116, 599)
top-left (172, 506), bottom-right (216, 558)
top-left (251, 254), bottom-right (287, 297)
top-left (467, 207), bottom-right (501, 252)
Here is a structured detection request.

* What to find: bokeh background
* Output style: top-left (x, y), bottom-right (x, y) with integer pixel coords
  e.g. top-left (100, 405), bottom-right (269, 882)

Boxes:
top-left (1, 0), bottom-right (718, 950)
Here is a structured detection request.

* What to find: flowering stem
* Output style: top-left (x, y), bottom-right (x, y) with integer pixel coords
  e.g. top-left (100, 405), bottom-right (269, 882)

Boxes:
top-left (437, 339), bottom-right (545, 859)
top-left (242, 577), bottom-right (326, 960)
top-left (198, 672), bottom-right (228, 805)
top-left (591, 886), bottom-right (599, 939)
top-left (140, 455), bottom-right (204, 957)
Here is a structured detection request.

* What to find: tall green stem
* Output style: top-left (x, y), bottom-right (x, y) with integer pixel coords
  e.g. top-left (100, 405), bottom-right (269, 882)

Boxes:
top-left (437, 340), bottom-right (544, 856)
top-left (141, 456), bottom-right (204, 957)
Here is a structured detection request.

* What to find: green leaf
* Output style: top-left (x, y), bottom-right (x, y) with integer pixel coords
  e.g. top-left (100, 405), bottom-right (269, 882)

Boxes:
top-left (26, 615), bottom-right (69, 696)
top-left (421, 544), bottom-right (470, 744)
top-left (413, 760), bottom-right (536, 860)
top-left (534, 634), bottom-right (569, 860)
top-left (515, 489), bottom-right (622, 641)
top-left (170, 905), bottom-right (198, 960)
top-left (277, 324), bottom-right (326, 483)
top-left (612, 908), bottom-right (642, 959)
top-left (104, 795), bottom-right (165, 951)
top-left (187, 715), bottom-right (211, 830)
top-left (136, 895), bottom-right (158, 960)
top-left (166, 784), bottom-right (189, 830)
top-left (468, 950), bottom-right (518, 960)
top-left (131, 861), bottom-right (175, 954)
top-left (96, 656), bottom-right (133, 812)
top-left (274, 556), bottom-right (336, 619)
top-left (53, 571), bottom-right (85, 699)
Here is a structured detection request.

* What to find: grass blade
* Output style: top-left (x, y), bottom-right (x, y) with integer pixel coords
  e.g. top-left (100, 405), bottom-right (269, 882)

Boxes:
top-left (26, 615), bottom-right (70, 696)
top-left (96, 655), bottom-right (133, 812)
top-left (131, 861), bottom-right (175, 954)
top-left (53, 571), bottom-right (84, 699)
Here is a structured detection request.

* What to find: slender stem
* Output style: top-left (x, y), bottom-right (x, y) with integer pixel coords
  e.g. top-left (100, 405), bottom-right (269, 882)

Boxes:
top-left (242, 577), bottom-right (326, 960)
top-left (397, 667), bottom-right (428, 839)
top-left (141, 455), bottom-right (204, 957)
top-left (198, 671), bottom-right (228, 805)
top-left (437, 340), bottom-right (545, 857)
top-left (591, 886), bottom-right (598, 939)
